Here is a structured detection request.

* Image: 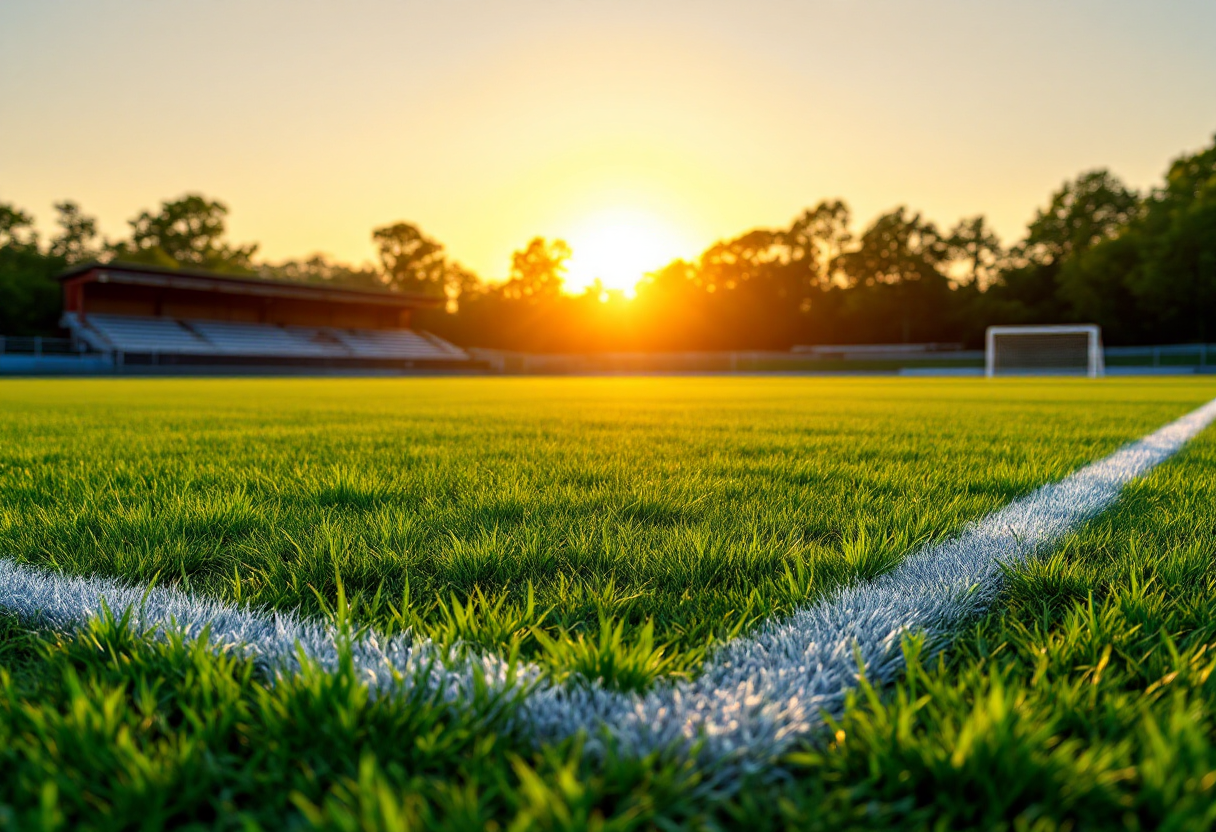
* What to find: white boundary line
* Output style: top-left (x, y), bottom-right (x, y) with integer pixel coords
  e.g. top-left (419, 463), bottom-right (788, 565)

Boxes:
top-left (3, 397), bottom-right (1215, 769)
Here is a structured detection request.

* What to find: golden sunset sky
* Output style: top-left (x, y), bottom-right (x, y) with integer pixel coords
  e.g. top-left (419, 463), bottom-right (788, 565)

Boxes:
top-left (2, 0), bottom-right (1214, 293)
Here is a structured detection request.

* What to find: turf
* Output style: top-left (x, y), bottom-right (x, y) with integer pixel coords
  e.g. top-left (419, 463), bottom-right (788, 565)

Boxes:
top-left (1, 377), bottom-right (1213, 684)
top-left (0, 376), bottom-right (1214, 829)
top-left (725, 400), bottom-right (1216, 830)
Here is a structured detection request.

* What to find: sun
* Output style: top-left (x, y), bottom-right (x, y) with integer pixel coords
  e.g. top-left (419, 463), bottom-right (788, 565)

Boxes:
top-left (562, 209), bottom-right (696, 297)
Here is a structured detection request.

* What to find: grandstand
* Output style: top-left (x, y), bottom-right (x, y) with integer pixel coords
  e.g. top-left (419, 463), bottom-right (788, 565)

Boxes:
top-left (57, 262), bottom-right (474, 370)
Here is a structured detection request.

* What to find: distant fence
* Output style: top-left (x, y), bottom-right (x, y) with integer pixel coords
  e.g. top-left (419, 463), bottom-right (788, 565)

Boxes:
top-left (2, 338), bottom-right (1215, 376)
top-left (469, 345), bottom-right (1216, 375)
top-left (0, 336), bottom-right (89, 357)
top-left (1105, 344), bottom-right (1213, 369)
top-left (0, 336), bottom-right (112, 375)
top-left (469, 347), bottom-right (983, 375)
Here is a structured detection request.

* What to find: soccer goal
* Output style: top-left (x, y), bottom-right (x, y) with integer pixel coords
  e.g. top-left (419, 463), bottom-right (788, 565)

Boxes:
top-left (985, 325), bottom-right (1105, 378)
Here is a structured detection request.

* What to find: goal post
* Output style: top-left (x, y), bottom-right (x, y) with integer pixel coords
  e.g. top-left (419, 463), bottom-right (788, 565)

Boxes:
top-left (985, 325), bottom-right (1105, 378)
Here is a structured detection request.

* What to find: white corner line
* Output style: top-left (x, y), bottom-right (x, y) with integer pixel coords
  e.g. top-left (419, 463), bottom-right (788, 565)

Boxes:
top-left (3, 396), bottom-right (1215, 769)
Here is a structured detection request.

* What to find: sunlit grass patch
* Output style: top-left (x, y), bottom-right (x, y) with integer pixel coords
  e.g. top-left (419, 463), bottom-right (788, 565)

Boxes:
top-left (1, 376), bottom-right (1213, 679)
top-left (0, 610), bottom-right (710, 830)
top-left (2, 377), bottom-right (1216, 827)
top-left (732, 411), bottom-right (1216, 830)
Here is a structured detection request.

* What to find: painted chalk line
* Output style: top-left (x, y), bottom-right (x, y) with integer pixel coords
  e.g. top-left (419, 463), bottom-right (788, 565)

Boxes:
top-left (3, 396), bottom-right (1215, 775)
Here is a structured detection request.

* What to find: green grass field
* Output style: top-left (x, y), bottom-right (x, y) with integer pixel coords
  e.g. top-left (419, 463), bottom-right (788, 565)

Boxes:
top-left (1, 377), bottom-right (1215, 829)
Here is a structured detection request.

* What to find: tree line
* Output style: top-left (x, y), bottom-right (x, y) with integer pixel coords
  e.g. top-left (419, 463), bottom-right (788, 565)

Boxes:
top-left (2, 135), bottom-right (1213, 348)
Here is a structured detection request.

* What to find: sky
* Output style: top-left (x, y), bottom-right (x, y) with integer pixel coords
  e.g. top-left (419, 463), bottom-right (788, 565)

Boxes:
top-left (2, 0), bottom-right (1214, 293)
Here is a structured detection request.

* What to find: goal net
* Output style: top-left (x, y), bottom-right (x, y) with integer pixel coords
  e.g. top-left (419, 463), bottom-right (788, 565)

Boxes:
top-left (985, 325), bottom-right (1105, 378)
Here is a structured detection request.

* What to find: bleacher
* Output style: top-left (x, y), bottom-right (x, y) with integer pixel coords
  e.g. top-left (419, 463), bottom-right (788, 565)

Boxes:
top-left (63, 314), bottom-right (468, 366)
top-left (188, 320), bottom-right (337, 357)
top-left (55, 262), bottom-right (476, 372)
top-left (331, 328), bottom-right (464, 360)
top-left (282, 327), bottom-right (360, 357)
top-left (86, 314), bottom-right (217, 355)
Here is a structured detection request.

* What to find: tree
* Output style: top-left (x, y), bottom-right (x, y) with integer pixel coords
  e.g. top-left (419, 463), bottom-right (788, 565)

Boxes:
top-left (1036, 144), bottom-right (1216, 343)
top-left (991, 170), bottom-right (1139, 325)
top-left (372, 222), bottom-right (447, 295)
top-left (0, 203), bottom-right (37, 250)
top-left (1019, 170), bottom-right (1139, 267)
top-left (110, 194), bottom-right (257, 272)
top-left (694, 227), bottom-right (812, 348)
top-left (502, 237), bottom-right (570, 301)
top-left (442, 261), bottom-right (484, 312)
top-left (837, 208), bottom-right (952, 342)
top-left (698, 230), bottom-right (784, 288)
top-left (1125, 138), bottom-right (1216, 342)
top-left (0, 201), bottom-right (61, 336)
top-left (636, 258), bottom-right (699, 305)
top-left (946, 215), bottom-right (1003, 289)
top-left (48, 201), bottom-right (100, 264)
top-left (784, 199), bottom-right (853, 288)
top-left (260, 253), bottom-right (384, 290)
top-left (838, 207), bottom-right (948, 287)
top-left (1057, 233), bottom-right (1145, 342)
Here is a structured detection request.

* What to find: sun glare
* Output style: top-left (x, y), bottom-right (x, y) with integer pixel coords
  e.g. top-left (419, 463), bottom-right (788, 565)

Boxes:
top-left (562, 209), bottom-right (694, 298)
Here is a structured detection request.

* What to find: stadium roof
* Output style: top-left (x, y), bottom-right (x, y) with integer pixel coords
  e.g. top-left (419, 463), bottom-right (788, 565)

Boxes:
top-left (57, 261), bottom-right (441, 309)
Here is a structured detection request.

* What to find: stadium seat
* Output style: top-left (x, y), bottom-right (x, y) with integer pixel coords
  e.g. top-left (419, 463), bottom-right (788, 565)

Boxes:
top-left (332, 328), bottom-right (467, 360)
top-left (61, 312), bottom-right (467, 363)
top-left (187, 320), bottom-right (335, 356)
top-left (83, 315), bottom-right (218, 355)
top-left (282, 327), bottom-right (356, 357)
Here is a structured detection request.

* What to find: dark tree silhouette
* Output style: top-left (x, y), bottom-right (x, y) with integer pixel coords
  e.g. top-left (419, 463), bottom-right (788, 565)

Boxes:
top-left (372, 222), bottom-right (447, 295)
top-left (5, 135), bottom-right (1216, 349)
top-left (109, 194), bottom-right (258, 273)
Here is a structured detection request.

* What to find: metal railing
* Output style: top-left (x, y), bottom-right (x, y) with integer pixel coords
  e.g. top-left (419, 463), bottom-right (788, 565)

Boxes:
top-left (1105, 344), bottom-right (1212, 368)
top-left (0, 336), bottom-right (89, 357)
top-left (466, 348), bottom-right (987, 374)
top-left (470, 344), bottom-right (1216, 375)
top-left (2, 335), bottom-right (1215, 375)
